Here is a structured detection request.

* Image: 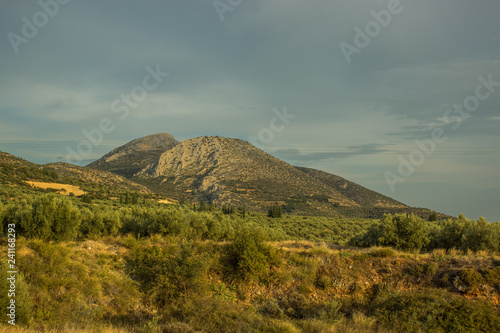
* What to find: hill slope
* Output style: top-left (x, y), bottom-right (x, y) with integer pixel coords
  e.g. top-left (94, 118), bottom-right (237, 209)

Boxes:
top-left (87, 133), bottom-right (179, 178)
top-left (133, 136), bottom-right (396, 214)
top-left (0, 150), bottom-right (149, 194)
top-left (41, 163), bottom-right (149, 193)
top-left (0, 150), bottom-right (39, 168)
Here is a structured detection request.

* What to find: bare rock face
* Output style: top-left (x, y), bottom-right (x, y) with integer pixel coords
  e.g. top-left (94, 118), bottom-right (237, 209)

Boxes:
top-left (87, 133), bottom-right (179, 178)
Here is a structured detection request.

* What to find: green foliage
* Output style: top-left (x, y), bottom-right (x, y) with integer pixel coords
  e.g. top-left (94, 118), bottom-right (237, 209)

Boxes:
top-left (19, 240), bottom-right (140, 328)
top-left (81, 194), bottom-right (92, 204)
top-left (455, 268), bottom-right (484, 293)
top-left (373, 289), bottom-right (500, 333)
top-left (6, 194), bottom-right (82, 241)
top-left (268, 204), bottom-right (283, 218)
top-left (370, 247), bottom-right (396, 258)
top-left (278, 291), bottom-right (341, 321)
top-left (80, 208), bottom-right (122, 238)
top-left (0, 162), bottom-right (59, 185)
top-left (351, 214), bottom-right (431, 251)
top-left (378, 214), bottom-right (430, 251)
top-left (226, 226), bottom-right (277, 281)
top-left (221, 205), bottom-right (234, 215)
top-left (431, 214), bottom-right (500, 252)
top-left (127, 242), bottom-right (211, 305)
top-left (0, 260), bottom-right (33, 325)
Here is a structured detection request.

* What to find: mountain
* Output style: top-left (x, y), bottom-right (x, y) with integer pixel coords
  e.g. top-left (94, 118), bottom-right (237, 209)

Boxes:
top-left (0, 150), bottom-right (39, 168)
top-left (128, 135), bottom-right (408, 215)
top-left (87, 133), bottom-right (179, 178)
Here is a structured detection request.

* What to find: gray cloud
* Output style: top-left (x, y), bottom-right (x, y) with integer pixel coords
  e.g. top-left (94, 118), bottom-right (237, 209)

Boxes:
top-left (272, 143), bottom-right (391, 162)
top-left (0, 0), bottom-right (499, 220)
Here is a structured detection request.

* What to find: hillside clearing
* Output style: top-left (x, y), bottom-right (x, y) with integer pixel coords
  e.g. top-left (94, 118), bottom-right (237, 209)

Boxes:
top-left (25, 181), bottom-right (86, 196)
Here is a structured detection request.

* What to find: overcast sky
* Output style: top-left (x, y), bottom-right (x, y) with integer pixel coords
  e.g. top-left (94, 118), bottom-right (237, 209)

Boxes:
top-left (1, 0), bottom-right (499, 221)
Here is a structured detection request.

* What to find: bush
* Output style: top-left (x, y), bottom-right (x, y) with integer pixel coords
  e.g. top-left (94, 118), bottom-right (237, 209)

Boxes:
top-left (9, 194), bottom-right (82, 241)
top-left (431, 215), bottom-right (500, 252)
top-left (226, 226), bottom-right (278, 281)
top-left (20, 240), bottom-right (140, 327)
top-left (127, 241), bottom-right (210, 305)
top-left (279, 291), bottom-right (341, 321)
top-left (378, 214), bottom-right (430, 251)
top-left (0, 260), bottom-right (33, 325)
top-left (370, 247), bottom-right (396, 258)
top-left (373, 289), bottom-right (500, 333)
top-left (80, 208), bottom-right (122, 238)
top-left (454, 268), bottom-right (483, 293)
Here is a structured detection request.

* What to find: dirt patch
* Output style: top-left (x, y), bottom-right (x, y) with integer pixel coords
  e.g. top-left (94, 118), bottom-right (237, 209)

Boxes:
top-left (26, 181), bottom-right (86, 196)
top-left (158, 198), bottom-right (176, 204)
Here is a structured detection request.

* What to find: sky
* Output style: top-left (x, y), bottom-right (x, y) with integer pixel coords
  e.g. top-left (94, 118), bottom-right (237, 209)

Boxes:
top-left (0, 0), bottom-right (499, 221)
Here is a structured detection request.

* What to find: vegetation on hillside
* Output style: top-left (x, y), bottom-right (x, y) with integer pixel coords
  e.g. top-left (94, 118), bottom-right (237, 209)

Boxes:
top-left (1, 151), bottom-right (499, 332)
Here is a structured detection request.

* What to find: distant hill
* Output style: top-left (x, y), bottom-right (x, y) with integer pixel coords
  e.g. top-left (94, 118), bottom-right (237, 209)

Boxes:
top-left (0, 150), bottom-right (148, 194)
top-left (87, 133), bottom-right (179, 178)
top-left (41, 163), bottom-right (149, 193)
top-left (0, 150), bottom-right (39, 168)
top-left (1, 133), bottom-right (446, 218)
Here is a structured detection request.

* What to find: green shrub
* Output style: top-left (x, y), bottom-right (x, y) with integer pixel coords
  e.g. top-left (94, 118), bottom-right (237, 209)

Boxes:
top-left (279, 291), bottom-right (340, 321)
top-left (378, 214), bottom-right (430, 251)
top-left (7, 194), bottom-right (82, 241)
top-left (161, 296), bottom-right (297, 333)
top-left (370, 247), bottom-right (396, 258)
top-left (484, 266), bottom-right (500, 292)
top-left (80, 208), bottom-right (122, 238)
top-left (424, 262), bottom-right (439, 277)
top-left (0, 260), bottom-right (33, 325)
top-left (315, 274), bottom-right (332, 290)
top-left (226, 226), bottom-right (277, 281)
top-left (127, 241), bottom-right (210, 305)
top-left (374, 289), bottom-right (500, 333)
top-left (454, 268), bottom-right (483, 293)
top-left (431, 215), bottom-right (500, 252)
top-left (20, 240), bottom-right (140, 327)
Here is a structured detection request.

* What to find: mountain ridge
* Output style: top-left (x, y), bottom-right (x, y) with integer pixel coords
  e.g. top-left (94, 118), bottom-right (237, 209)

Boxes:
top-left (85, 133), bottom-right (410, 216)
top-left (1, 133), bottom-right (441, 217)
top-left (87, 133), bottom-right (179, 178)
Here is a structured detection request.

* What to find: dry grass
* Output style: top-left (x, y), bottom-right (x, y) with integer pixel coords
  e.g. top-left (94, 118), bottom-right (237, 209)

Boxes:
top-left (25, 181), bottom-right (86, 196)
top-left (0, 324), bottom-right (130, 333)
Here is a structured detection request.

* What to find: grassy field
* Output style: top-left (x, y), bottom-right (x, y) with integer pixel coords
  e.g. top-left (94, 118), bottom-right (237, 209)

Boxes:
top-left (25, 181), bottom-right (86, 196)
top-left (1, 234), bottom-right (500, 332)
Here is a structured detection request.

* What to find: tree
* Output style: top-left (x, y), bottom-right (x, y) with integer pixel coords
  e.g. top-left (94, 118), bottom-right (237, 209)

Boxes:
top-left (378, 214), bottom-right (429, 251)
top-left (238, 206), bottom-right (246, 218)
top-left (227, 226), bottom-right (276, 281)
top-left (428, 211), bottom-right (437, 222)
top-left (15, 195), bottom-right (82, 241)
top-left (268, 204), bottom-right (282, 218)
